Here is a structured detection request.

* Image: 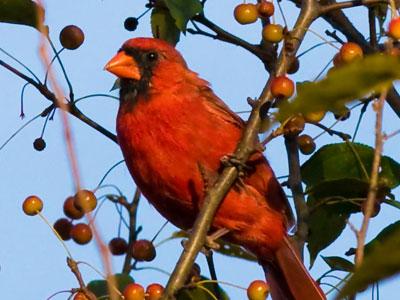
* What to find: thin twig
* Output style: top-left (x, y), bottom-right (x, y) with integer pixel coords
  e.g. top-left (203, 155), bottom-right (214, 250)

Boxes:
top-left (355, 89), bottom-right (387, 267)
top-left (67, 258), bottom-right (97, 300)
top-left (319, 0), bottom-right (389, 14)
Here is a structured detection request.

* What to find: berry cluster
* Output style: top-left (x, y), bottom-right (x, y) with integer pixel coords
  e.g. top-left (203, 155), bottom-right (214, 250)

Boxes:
top-left (123, 283), bottom-right (163, 300)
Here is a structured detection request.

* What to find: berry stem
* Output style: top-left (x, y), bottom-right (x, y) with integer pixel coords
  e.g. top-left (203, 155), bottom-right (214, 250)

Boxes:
top-left (37, 211), bottom-right (74, 259)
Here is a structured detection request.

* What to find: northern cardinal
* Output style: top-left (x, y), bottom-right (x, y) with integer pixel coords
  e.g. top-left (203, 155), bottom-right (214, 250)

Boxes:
top-left (105, 38), bottom-right (325, 300)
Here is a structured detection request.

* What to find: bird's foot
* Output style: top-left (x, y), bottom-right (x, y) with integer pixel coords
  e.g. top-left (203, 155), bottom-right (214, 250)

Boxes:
top-left (181, 228), bottom-right (230, 255)
top-left (221, 154), bottom-right (251, 176)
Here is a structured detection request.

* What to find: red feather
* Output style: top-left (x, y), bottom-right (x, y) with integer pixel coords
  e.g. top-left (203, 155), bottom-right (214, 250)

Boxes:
top-left (107, 38), bottom-right (325, 300)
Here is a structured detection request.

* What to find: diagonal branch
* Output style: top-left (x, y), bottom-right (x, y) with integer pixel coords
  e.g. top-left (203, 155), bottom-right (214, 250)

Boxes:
top-left (0, 59), bottom-right (118, 143)
top-left (160, 0), bottom-right (319, 298)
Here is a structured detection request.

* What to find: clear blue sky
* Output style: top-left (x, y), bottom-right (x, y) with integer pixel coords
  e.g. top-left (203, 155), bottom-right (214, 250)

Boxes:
top-left (0, 1), bottom-right (399, 299)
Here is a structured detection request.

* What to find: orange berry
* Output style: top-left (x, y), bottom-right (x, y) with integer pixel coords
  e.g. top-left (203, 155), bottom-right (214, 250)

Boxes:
top-left (388, 17), bottom-right (400, 40)
top-left (123, 283), bottom-right (145, 300)
top-left (234, 4), bottom-right (258, 25)
top-left (339, 42), bottom-right (363, 63)
top-left (270, 76), bottom-right (294, 98)
top-left (71, 223), bottom-right (92, 245)
top-left (64, 196), bottom-right (84, 220)
top-left (73, 292), bottom-right (89, 300)
top-left (257, 1), bottom-right (274, 17)
top-left (145, 283), bottom-right (164, 300)
top-left (23, 195), bottom-right (43, 216)
top-left (262, 24), bottom-right (283, 43)
top-left (247, 280), bottom-right (269, 300)
top-left (74, 189), bottom-right (97, 213)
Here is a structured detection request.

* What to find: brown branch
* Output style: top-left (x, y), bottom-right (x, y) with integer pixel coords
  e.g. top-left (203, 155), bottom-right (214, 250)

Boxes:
top-left (160, 0), bottom-right (319, 299)
top-left (368, 7), bottom-right (378, 48)
top-left (191, 14), bottom-right (276, 69)
top-left (0, 59), bottom-right (118, 143)
top-left (67, 258), bottom-right (97, 300)
top-left (284, 135), bottom-right (308, 258)
top-left (355, 89), bottom-right (386, 266)
top-left (319, 0), bottom-right (389, 14)
top-left (311, 122), bottom-right (352, 140)
top-left (122, 188), bottom-right (141, 274)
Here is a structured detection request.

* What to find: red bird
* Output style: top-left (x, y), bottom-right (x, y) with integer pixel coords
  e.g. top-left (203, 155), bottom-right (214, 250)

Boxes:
top-left (105, 38), bottom-right (325, 300)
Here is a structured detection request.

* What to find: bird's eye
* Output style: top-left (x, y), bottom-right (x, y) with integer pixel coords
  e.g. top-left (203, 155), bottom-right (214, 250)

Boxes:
top-left (146, 52), bottom-right (158, 62)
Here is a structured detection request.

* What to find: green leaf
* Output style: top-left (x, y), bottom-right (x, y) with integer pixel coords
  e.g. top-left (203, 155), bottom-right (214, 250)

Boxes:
top-left (177, 276), bottom-right (229, 300)
top-left (337, 225), bottom-right (400, 299)
top-left (87, 274), bottom-right (134, 299)
top-left (0, 0), bottom-right (44, 29)
top-left (164, 0), bottom-right (202, 32)
top-left (276, 54), bottom-right (400, 121)
top-left (364, 221), bottom-right (400, 255)
top-left (301, 142), bottom-right (400, 189)
top-left (151, 7), bottom-right (181, 46)
top-left (307, 192), bottom-right (359, 266)
top-left (322, 256), bottom-right (354, 272)
top-left (170, 231), bottom-right (257, 262)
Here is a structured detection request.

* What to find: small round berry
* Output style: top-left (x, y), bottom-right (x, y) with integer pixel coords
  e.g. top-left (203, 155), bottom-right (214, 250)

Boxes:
top-left (303, 110), bottom-right (326, 123)
top-left (287, 57), bottom-right (300, 74)
top-left (74, 189), bottom-right (97, 213)
top-left (124, 17), bottom-right (139, 31)
top-left (388, 17), bottom-right (400, 40)
top-left (71, 223), bottom-right (92, 245)
top-left (132, 239), bottom-right (156, 262)
top-left (64, 196), bottom-right (84, 220)
top-left (283, 114), bottom-right (305, 136)
top-left (339, 42), bottom-right (363, 64)
top-left (334, 109), bottom-right (351, 121)
top-left (270, 76), bottom-right (295, 98)
top-left (361, 200), bottom-right (381, 218)
top-left (145, 283), bottom-right (163, 300)
top-left (59, 25), bottom-right (84, 50)
top-left (333, 53), bottom-right (342, 67)
top-left (108, 237), bottom-right (128, 255)
top-left (73, 292), bottom-right (89, 300)
top-left (262, 24), bottom-right (283, 43)
top-left (297, 135), bottom-right (316, 155)
top-left (23, 195), bottom-right (43, 216)
top-left (53, 218), bottom-right (73, 241)
top-left (247, 280), bottom-right (269, 300)
top-left (257, 1), bottom-right (274, 17)
top-left (234, 3), bottom-right (258, 25)
top-left (123, 283), bottom-right (145, 300)
top-left (33, 138), bottom-right (46, 151)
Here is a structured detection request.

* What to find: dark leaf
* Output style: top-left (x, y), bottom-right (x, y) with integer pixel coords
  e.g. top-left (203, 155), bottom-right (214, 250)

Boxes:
top-left (301, 142), bottom-right (400, 190)
top-left (177, 276), bottom-right (229, 300)
top-left (276, 54), bottom-right (400, 121)
top-left (0, 0), bottom-right (44, 29)
top-left (151, 7), bottom-right (180, 46)
top-left (322, 256), bottom-right (354, 272)
top-left (87, 274), bottom-right (134, 299)
top-left (307, 180), bottom-right (363, 266)
top-left (164, 0), bottom-right (202, 32)
top-left (337, 225), bottom-right (400, 299)
top-left (170, 231), bottom-right (257, 262)
top-left (110, 78), bottom-right (120, 91)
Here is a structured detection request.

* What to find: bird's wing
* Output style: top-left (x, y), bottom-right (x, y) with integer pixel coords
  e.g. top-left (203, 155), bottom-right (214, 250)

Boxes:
top-left (199, 86), bottom-right (245, 129)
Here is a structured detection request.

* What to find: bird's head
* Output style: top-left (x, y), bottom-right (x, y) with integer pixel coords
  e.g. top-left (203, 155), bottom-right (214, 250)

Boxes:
top-left (105, 38), bottom-right (188, 101)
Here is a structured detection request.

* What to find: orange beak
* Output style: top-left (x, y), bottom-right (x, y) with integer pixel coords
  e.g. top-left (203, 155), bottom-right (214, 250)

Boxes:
top-left (104, 51), bottom-right (141, 80)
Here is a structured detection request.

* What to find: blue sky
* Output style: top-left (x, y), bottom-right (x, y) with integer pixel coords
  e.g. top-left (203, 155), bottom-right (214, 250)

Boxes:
top-left (0, 1), bottom-right (399, 299)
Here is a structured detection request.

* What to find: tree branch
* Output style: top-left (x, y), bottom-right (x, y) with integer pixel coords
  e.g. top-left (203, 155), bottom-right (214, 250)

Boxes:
top-left (0, 59), bottom-right (118, 143)
top-left (161, 0), bottom-right (319, 298)
top-left (319, 0), bottom-right (388, 14)
top-left (284, 135), bottom-right (308, 257)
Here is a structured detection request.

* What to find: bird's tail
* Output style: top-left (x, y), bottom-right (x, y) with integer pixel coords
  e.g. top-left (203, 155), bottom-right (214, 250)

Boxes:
top-left (261, 236), bottom-right (326, 300)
